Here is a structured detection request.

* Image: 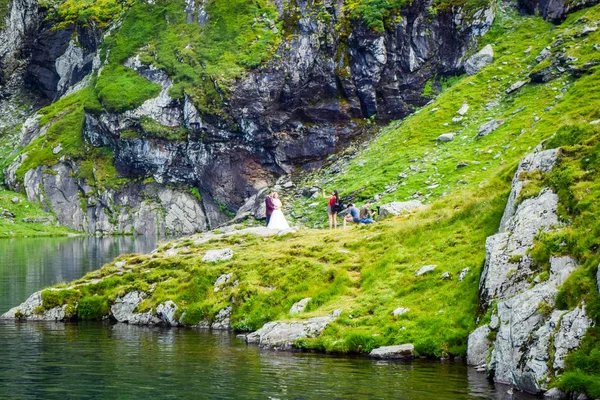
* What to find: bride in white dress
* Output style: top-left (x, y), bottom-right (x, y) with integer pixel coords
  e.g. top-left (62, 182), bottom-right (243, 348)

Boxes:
top-left (267, 193), bottom-right (290, 230)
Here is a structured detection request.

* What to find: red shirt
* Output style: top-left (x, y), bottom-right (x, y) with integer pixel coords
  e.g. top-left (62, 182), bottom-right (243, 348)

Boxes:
top-left (329, 196), bottom-right (336, 206)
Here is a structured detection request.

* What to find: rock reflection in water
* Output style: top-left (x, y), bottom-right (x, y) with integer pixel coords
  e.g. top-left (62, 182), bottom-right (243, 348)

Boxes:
top-left (0, 321), bottom-right (539, 399)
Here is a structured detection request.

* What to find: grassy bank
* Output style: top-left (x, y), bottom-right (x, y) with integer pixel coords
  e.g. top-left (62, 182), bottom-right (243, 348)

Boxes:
top-left (0, 188), bottom-right (74, 238)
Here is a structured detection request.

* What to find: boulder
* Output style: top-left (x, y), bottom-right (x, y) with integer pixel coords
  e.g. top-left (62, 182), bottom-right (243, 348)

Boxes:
top-left (415, 265), bottom-right (437, 276)
top-left (478, 120), bottom-right (504, 136)
top-left (245, 315), bottom-right (336, 349)
top-left (437, 133), bottom-right (455, 142)
top-left (506, 80), bottom-right (528, 94)
top-left (202, 248), bottom-right (234, 263)
top-left (458, 267), bottom-right (469, 282)
top-left (378, 201), bottom-right (425, 218)
top-left (111, 292), bottom-right (160, 325)
top-left (211, 306), bottom-right (232, 330)
top-left (465, 44), bottom-right (494, 75)
top-left (290, 298), bottom-right (311, 314)
top-left (392, 307), bottom-right (410, 316)
top-left (457, 102), bottom-right (470, 116)
top-left (467, 325), bottom-right (491, 366)
top-left (214, 272), bottom-right (234, 292)
top-left (156, 300), bottom-right (179, 326)
top-left (369, 344), bottom-right (414, 359)
top-left (441, 272), bottom-right (451, 279)
top-left (544, 388), bottom-right (567, 399)
top-left (1, 290), bottom-right (67, 321)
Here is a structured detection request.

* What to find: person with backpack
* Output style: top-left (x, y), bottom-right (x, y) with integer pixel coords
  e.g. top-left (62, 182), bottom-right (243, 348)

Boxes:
top-left (323, 189), bottom-right (341, 230)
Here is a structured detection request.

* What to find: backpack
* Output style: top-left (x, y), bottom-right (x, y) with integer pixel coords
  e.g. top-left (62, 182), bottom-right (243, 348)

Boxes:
top-left (334, 199), bottom-right (344, 213)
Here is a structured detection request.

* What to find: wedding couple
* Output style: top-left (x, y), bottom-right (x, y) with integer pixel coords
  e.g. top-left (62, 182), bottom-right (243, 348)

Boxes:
top-left (265, 192), bottom-right (290, 230)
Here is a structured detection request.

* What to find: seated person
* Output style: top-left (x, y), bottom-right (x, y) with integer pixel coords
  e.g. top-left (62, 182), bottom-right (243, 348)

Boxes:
top-left (344, 204), bottom-right (361, 228)
top-left (359, 201), bottom-right (375, 224)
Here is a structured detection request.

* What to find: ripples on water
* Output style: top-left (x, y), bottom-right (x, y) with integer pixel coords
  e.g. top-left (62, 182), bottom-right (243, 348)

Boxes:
top-left (0, 237), bottom-right (537, 399)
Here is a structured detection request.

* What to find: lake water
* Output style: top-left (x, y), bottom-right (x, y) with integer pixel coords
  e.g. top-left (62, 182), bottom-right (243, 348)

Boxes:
top-left (0, 237), bottom-right (535, 399)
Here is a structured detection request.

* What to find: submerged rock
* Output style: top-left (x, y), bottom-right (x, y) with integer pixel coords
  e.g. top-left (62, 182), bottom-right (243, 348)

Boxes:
top-left (369, 344), bottom-right (414, 359)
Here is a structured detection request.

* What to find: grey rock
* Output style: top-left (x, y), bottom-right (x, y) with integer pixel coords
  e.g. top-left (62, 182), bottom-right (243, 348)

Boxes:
top-left (458, 267), bottom-right (469, 282)
top-left (1, 290), bottom-right (67, 321)
top-left (392, 307), bottom-right (410, 316)
top-left (536, 48), bottom-right (551, 64)
top-left (415, 265), bottom-right (437, 276)
top-left (378, 201), bottom-right (425, 218)
top-left (11, 197), bottom-right (19, 204)
top-left (597, 263), bottom-right (599, 294)
top-left (465, 44), bottom-right (494, 75)
top-left (544, 388), bottom-right (567, 399)
top-left (202, 249), bottom-right (234, 263)
top-left (457, 102), bottom-right (470, 116)
top-left (506, 80), bottom-right (528, 94)
top-left (553, 305), bottom-right (592, 370)
top-left (478, 120), bottom-right (504, 136)
top-left (111, 292), bottom-right (160, 325)
top-left (246, 315), bottom-right (335, 349)
top-left (115, 261), bottom-right (126, 269)
top-left (290, 298), bottom-right (312, 314)
top-left (489, 314), bottom-right (499, 330)
top-left (211, 306), bottom-right (232, 330)
top-left (441, 272), bottom-right (451, 279)
top-left (437, 133), bottom-right (455, 142)
top-left (467, 325), bottom-right (491, 366)
top-left (369, 344), bottom-right (414, 359)
top-left (213, 273), bottom-right (234, 292)
top-left (156, 300), bottom-right (180, 326)
top-left (499, 149), bottom-right (560, 232)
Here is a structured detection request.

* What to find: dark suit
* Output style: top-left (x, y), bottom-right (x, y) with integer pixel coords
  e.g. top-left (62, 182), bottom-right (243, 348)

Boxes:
top-left (265, 196), bottom-right (274, 225)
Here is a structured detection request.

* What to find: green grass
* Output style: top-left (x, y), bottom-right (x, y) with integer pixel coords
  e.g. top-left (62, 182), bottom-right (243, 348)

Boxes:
top-left (36, 175), bottom-right (509, 357)
top-left (96, 66), bottom-right (160, 113)
top-left (0, 0), bottom-right (10, 30)
top-left (12, 86), bottom-right (127, 191)
top-left (0, 188), bottom-right (75, 238)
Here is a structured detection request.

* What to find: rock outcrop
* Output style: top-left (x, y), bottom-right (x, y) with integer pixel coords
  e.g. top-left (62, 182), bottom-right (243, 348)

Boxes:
top-left (465, 44), bottom-right (494, 75)
top-left (245, 314), bottom-right (337, 350)
top-left (518, 0), bottom-right (600, 22)
top-left (1, 290), bottom-right (68, 321)
top-left (468, 148), bottom-right (594, 394)
top-left (378, 200), bottom-right (425, 218)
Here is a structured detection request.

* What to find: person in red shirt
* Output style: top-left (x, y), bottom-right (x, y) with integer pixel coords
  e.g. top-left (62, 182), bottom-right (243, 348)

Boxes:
top-left (323, 189), bottom-right (340, 230)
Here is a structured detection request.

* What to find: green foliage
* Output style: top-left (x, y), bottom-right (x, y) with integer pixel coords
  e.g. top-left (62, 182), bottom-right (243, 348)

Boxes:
top-left (40, 289), bottom-right (80, 310)
top-left (139, 116), bottom-right (189, 140)
top-left (99, 0), bottom-right (281, 114)
top-left (48, 0), bottom-right (133, 29)
top-left (558, 327), bottom-right (600, 397)
top-left (0, 0), bottom-right (10, 30)
top-left (350, 0), bottom-right (408, 31)
top-left (96, 66), bottom-right (160, 113)
top-left (76, 295), bottom-right (110, 320)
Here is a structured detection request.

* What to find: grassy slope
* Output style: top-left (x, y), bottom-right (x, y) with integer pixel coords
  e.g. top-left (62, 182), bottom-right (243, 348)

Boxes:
top-left (0, 188), bottom-right (75, 238)
top-left (31, 3), bottom-right (600, 359)
top-left (293, 4), bottom-right (598, 227)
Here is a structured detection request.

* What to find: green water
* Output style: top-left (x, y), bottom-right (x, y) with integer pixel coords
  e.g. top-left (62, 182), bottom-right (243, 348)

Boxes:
top-left (0, 237), bottom-right (534, 399)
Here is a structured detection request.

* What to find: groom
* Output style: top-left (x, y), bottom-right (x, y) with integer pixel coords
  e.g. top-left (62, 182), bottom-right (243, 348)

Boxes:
top-left (265, 192), bottom-right (274, 226)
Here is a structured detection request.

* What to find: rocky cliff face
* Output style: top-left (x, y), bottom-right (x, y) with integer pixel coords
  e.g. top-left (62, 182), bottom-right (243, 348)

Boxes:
top-left (1, 0), bottom-right (495, 234)
top-left (467, 148), bottom-right (594, 394)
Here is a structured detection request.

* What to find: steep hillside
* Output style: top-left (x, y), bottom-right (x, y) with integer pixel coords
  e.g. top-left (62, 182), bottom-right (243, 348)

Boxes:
top-left (1, 0), bottom-right (498, 234)
top-left (3, 1), bottom-right (600, 397)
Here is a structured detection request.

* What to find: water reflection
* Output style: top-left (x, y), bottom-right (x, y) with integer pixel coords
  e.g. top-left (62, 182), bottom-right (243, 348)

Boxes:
top-left (0, 236), bottom-right (157, 312)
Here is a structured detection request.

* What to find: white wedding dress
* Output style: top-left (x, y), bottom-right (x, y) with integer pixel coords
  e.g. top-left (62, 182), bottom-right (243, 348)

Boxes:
top-left (267, 199), bottom-right (290, 230)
